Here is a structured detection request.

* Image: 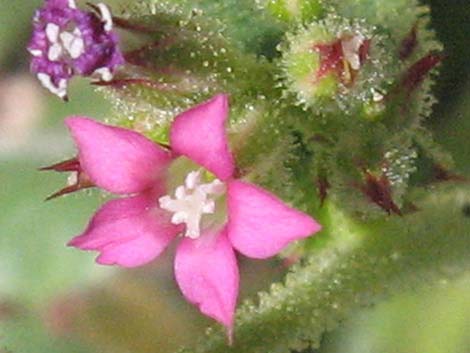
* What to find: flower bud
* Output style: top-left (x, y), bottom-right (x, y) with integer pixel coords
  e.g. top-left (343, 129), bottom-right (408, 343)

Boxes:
top-left (280, 16), bottom-right (388, 113)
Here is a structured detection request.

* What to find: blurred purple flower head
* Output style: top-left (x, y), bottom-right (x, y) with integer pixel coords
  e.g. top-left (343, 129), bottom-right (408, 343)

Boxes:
top-left (28, 0), bottom-right (124, 99)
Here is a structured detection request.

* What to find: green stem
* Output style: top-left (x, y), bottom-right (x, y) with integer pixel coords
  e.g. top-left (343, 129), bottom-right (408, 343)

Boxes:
top-left (178, 185), bottom-right (470, 353)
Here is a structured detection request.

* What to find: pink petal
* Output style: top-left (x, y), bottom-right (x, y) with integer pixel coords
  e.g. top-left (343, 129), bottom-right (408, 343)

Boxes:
top-left (68, 193), bottom-right (180, 267)
top-left (174, 227), bottom-right (239, 333)
top-left (170, 94), bottom-right (235, 180)
top-left (66, 117), bottom-right (172, 194)
top-left (227, 180), bottom-right (321, 259)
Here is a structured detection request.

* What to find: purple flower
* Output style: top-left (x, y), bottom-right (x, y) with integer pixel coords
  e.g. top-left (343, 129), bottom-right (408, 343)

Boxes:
top-left (49, 94), bottom-right (321, 336)
top-left (28, 0), bottom-right (124, 99)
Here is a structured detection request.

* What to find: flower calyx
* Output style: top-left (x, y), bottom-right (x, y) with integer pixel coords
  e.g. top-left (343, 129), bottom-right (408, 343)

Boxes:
top-left (401, 52), bottom-right (443, 94)
top-left (360, 170), bottom-right (402, 216)
top-left (281, 17), bottom-right (377, 111)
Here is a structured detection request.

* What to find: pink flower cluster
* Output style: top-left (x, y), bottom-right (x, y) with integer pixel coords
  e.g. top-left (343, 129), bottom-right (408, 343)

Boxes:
top-left (49, 94), bottom-right (321, 336)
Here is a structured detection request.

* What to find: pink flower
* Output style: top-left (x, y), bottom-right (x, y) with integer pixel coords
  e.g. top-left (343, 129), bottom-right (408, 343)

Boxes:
top-left (61, 94), bottom-right (321, 336)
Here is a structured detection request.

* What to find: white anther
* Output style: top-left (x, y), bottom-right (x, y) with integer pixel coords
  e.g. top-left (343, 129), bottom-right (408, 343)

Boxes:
top-left (48, 43), bottom-right (63, 61)
top-left (37, 73), bottom-right (67, 98)
top-left (342, 34), bottom-right (365, 71)
top-left (46, 23), bottom-right (60, 43)
top-left (159, 170), bottom-right (226, 239)
top-left (46, 23), bottom-right (85, 61)
top-left (175, 185), bottom-right (186, 199)
top-left (200, 179), bottom-right (225, 195)
top-left (93, 67), bottom-right (114, 82)
top-left (60, 28), bottom-right (85, 59)
top-left (28, 48), bottom-right (43, 57)
top-left (68, 0), bottom-right (77, 9)
top-left (97, 3), bottom-right (113, 32)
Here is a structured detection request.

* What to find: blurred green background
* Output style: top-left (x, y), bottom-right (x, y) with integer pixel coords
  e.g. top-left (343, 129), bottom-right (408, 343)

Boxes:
top-left (0, 1), bottom-right (468, 352)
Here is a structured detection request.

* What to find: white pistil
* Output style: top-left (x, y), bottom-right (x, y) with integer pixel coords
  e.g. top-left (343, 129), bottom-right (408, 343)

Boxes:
top-left (37, 73), bottom-right (67, 98)
top-left (159, 170), bottom-right (225, 239)
top-left (341, 34), bottom-right (365, 71)
top-left (97, 3), bottom-right (113, 32)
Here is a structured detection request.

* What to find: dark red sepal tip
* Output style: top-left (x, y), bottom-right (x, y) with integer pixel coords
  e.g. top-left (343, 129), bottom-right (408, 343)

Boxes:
top-left (360, 171), bottom-right (402, 216)
top-left (399, 24), bottom-right (418, 60)
top-left (40, 157), bottom-right (94, 201)
top-left (402, 53), bottom-right (444, 93)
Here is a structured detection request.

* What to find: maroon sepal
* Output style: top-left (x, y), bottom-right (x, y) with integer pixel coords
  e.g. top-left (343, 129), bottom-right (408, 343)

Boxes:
top-left (317, 175), bottom-right (331, 207)
top-left (112, 17), bottom-right (156, 34)
top-left (402, 53), bottom-right (443, 93)
top-left (314, 40), bottom-right (344, 81)
top-left (433, 165), bottom-right (468, 183)
top-left (359, 39), bottom-right (371, 65)
top-left (399, 24), bottom-right (418, 60)
top-left (124, 38), bottom-right (175, 67)
top-left (360, 171), bottom-right (402, 216)
top-left (86, 2), bottom-right (155, 34)
top-left (40, 158), bottom-right (81, 173)
top-left (40, 157), bottom-right (94, 201)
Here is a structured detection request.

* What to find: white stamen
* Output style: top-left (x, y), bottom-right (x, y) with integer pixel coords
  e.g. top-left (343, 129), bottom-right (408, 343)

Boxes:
top-left (341, 34), bottom-right (365, 71)
top-left (45, 23), bottom-right (60, 43)
top-left (97, 3), bottom-right (113, 32)
top-left (201, 179), bottom-right (225, 195)
top-left (93, 67), bottom-right (114, 82)
top-left (185, 170), bottom-right (201, 189)
top-left (68, 0), bottom-right (77, 8)
top-left (28, 48), bottom-right (43, 57)
top-left (60, 29), bottom-right (85, 59)
top-left (175, 185), bottom-right (186, 199)
top-left (48, 43), bottom-right (63, 61)
top-left (37, 73), bottom-right (67, 98)
top-left (159, 170), bottom-right (226, 239)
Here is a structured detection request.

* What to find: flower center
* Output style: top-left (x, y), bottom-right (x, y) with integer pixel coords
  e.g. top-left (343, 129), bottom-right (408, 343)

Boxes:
top-left (159, 170), bottom-right (226, 239)
top-left (46, 23), bottom-right (85, 62)
top-left (44, 3), bottom-right (113, 63)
